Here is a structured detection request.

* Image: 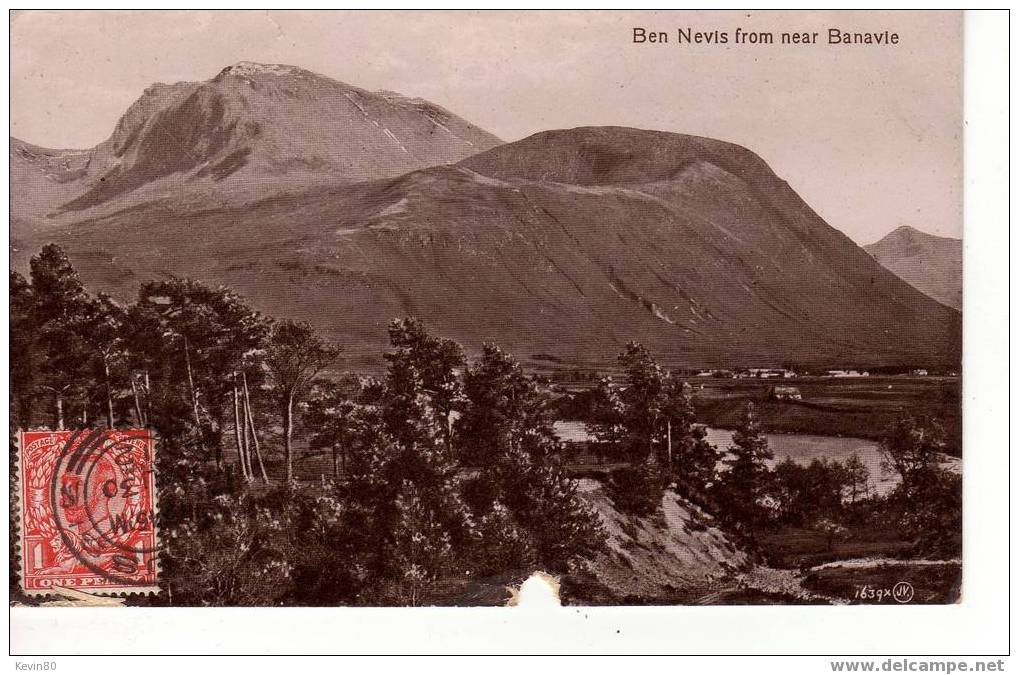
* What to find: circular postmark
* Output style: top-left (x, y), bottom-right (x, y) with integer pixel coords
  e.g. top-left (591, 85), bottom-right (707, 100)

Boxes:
top-left (892, 581), bottom-right (915, 604)
top-left (45, 429), bottom-right (159, 587)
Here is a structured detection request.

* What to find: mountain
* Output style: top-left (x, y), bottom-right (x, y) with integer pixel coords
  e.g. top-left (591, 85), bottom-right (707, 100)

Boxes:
top-left (865, 226), bottom-right (962, 310)
top-left (9, 139), bottom-right (91, 217)
top-left (11, 125), bottom-right (962, 370)
top-left (10, 62), bottom-right (502, 230)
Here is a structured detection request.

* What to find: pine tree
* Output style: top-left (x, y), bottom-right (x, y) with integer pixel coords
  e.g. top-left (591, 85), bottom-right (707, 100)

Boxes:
top-left (616, 341), bottom-right (667, 463)
top-left (264, 320), bottom-right (341, 483)
top-left (78, 293), bottom-right (129, 428)
top-left (841, 453), bottom-right (871, 505)
top-left (587, 376), bottom-right (625, 454)
top-left (597, 341), bottom-right (671, 515)
top-left (384, 317), bottom-right (464, 451)
top-left (458, 343), bottom-right (546, 468)
top-left (662, 379), bottom-right (720, 500)
top-left (332, 319), bottom-right (472, 595)
top-left (878, 415), bottom-right (945, 495)
top-left (10, 271), bottom-right (38, 427)
top-left (719, 402), bottom-right (774, 529)
top-left (879, 415), bottom-right (960, 556)
top-left (305, 376), bottom-right (364, 478)
top-left (458, 344), bottom-right (603, 571)
top-left (29, 245), bottom-right (94, 428)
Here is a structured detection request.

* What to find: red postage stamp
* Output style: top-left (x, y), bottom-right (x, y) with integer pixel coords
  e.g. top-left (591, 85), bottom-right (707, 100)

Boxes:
top-left (18, 429), bottom-right (160, 595)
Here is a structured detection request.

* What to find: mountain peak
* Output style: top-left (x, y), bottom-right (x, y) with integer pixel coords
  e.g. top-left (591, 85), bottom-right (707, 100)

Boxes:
top-left (875, 225), bottom-right (957, 246)
top-left (892, 225), bottom-right (920, 236)
top-left (879, 226), bottom-right (924, 247)
top-left (461, 126), bottom-right (770, 187)
top-left (216, 61), bottom-right (305, 79)
top-left (13, 64), bottom-right (502, 217)
top-left (865, 226), bottom-right (962, 310)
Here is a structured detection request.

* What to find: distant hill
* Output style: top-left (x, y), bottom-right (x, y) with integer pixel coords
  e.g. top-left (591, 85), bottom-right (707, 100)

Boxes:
top-left (865, 226), bottom-right (962, 310)
top-left (12, 124), bottom-right (962, 370)
top-left (10, 61), bottom-right (502, 233)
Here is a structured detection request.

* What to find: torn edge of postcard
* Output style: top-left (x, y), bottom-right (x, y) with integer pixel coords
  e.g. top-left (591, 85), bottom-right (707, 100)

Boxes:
top-left (15, 429), bottom-right (161, 597)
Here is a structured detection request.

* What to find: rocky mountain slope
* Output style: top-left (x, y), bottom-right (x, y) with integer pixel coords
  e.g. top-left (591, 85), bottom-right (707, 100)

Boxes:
top-left (10, 62), bottom-right (501, 233)
top-left (865, 226), bottom-right (962, 310)
top-left (12, 125), bottom-right (962, 369)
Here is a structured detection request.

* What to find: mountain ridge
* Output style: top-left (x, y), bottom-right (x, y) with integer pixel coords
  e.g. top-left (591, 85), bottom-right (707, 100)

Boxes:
top-left (12, 123), bottom-right (961, 370)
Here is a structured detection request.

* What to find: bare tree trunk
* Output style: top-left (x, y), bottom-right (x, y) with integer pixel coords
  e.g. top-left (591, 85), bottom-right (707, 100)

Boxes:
top-left (183, 335), bottom-right (201, 430)
top-left (131, 378), bottom-right (145, 427)
top-left (213, 405), bottom-right (225, 469)
top-left (242, 372), bottom-right (269, 483)
top-left (667, 419), bottom-right (672, 468)
top-left (56, 393), bottom-right (64, 431)
top-left (283, 393), bottom-right (294, 484)
top-left (232, 379), bottom-right (250, 480)
top-left (446, 409), bottom-right (453, 452)
top-left (104, 359), bottom-right (115, 429)
top-left (143, 370), bottom-right (151, 424)
top-left (242, 399), bottom-right (253, 470)
top-left (236, 374), bottom-right (251, 480)
top-left (649, 414), bottom-right (657, 464)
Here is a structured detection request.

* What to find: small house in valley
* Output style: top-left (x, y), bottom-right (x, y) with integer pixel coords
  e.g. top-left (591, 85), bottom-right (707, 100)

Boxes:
top-left (769, 385), bottom-right (802, 401)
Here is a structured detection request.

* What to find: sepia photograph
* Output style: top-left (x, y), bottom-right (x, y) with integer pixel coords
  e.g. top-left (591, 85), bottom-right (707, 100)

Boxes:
top-left (5, 7), bottom-right (1010, 661)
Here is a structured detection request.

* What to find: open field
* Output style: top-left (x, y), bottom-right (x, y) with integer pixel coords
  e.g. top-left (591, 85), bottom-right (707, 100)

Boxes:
top-left (689, 376), bottom-right (961, 455)
top-left (758, 524), bottom-right (913, 569)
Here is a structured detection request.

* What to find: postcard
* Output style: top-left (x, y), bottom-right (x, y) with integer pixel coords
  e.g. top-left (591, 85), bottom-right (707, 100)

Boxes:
top-left (10, 10), bottom-right (1000, 659)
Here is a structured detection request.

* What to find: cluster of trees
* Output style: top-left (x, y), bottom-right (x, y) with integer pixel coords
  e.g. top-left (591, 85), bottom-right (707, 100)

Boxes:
top-left (772, 415), bottom-right (960, 557)
top-left (877, 416), bottom-right (961, 556)
top-left (10, 245), bottom-right (603, 605)
top-left (287, 322), bottom-right (603, 604)
top-left (580, 342), bottom-right (961, 557)
top-left (11, 245), bottom-right (341, 481)
top-left (583, 343), bottom-right (783, 527)
top-left (773, 454), bottom-right (870, 526)
top-left (586, 342), bottom-right (720, 514)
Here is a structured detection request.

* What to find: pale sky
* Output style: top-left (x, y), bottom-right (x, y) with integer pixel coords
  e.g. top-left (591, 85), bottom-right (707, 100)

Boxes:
top-left (10, 10), bottom-right (962, 244)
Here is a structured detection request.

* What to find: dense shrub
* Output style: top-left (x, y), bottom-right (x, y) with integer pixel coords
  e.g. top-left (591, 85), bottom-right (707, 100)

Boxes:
top-left (608, 465), bottom-right (664, 517)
